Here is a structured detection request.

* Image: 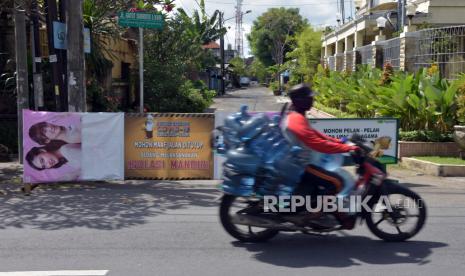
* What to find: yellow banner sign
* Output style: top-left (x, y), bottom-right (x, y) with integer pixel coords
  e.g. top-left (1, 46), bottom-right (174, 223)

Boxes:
top-left (124, 113), bottom-right (214, 179)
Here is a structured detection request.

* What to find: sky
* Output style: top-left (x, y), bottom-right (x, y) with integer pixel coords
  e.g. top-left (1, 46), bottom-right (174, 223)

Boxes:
top-left (175, 0), bottom-right (356, 57)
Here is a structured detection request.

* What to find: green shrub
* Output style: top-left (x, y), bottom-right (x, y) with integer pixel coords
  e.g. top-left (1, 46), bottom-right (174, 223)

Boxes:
top-left (192, 80), bottom-right (216, 105)
top-left (269, 81), bottom-right (279, 92)
top-left (399, 130), bottom-right (453, 142)
top-left (86, 80), bottom-right (123, 112)
top-left (152, 80), bottom-right (215, 113)
top-left (313, 102), bottom-right (354, 118)
top-left (455, 74), bottom-right (465, 124)
top-left (314, 64), bottom-right (461, 134)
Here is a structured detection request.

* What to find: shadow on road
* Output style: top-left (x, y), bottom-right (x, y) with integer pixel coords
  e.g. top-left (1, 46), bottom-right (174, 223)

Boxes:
top-left (0, 182), bottom-right (218, 230)
top-left (232, 234), bottom-right (447, 268)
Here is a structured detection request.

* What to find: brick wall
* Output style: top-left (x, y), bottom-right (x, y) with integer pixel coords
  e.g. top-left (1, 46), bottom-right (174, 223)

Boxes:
top-left (398, 141), bottom-right (461, 158)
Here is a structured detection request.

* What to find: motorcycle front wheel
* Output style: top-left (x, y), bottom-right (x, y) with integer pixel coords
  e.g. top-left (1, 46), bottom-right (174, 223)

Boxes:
top-left (219, 194), bottom-right (279, 243)
top-left (366, 184), bottom-right (427, 242)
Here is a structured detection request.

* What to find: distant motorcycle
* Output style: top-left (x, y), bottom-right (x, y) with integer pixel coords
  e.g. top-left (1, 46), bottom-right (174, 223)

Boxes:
top-left (218, 135), bottom-right (427, 243)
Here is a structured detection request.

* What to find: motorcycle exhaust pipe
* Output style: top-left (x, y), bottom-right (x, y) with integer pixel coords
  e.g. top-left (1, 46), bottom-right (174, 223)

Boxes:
top-left (231, 214), bottom-right (301, 231)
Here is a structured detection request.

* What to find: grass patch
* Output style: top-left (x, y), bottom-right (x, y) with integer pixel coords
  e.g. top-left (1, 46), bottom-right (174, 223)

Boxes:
top-left (313, 102), bottom-right (355, 118)
top-left (377, 156), bottom-right (397, 164)
top-left (413, 156), bottom-right (465, 165)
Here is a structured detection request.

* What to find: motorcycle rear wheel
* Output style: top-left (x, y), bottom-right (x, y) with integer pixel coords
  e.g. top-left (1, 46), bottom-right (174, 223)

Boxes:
top-left (219, 194), bottom-right (279, 243)
top-left (366, 185), bottom-right (426, 242)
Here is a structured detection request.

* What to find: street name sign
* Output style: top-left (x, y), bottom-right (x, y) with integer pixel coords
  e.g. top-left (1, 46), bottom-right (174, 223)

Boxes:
top-left (117, 10), bottom-right (164, 113)
top-left (118, 11), bottom-right (164, 29)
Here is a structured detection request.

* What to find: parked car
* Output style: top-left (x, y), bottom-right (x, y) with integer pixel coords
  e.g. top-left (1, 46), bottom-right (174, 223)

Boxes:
top-left (240, 77), bottom-right (251, 86)
top-left (249, 77), bottom-right (258, 86)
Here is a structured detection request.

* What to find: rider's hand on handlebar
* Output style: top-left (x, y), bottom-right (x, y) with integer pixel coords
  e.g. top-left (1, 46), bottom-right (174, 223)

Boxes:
top-left (349, 146), bottom-right (362, 155)
top-left (349, 146), bottom-right (364, 164)
top-left (340, 136), bottom-right (349, 144)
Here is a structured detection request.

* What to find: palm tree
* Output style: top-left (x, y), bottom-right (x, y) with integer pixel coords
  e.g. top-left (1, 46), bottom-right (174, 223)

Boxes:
top-left (177, 0), bottom-right (226, 45)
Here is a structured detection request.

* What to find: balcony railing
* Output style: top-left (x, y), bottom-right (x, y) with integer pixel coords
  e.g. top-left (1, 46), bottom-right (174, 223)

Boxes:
top-left (381, 37), bottom-right (401, 70)
top-left (413, 25), bottom-right (465, 80)
top-left (357, 44), bottom-right (374, 66)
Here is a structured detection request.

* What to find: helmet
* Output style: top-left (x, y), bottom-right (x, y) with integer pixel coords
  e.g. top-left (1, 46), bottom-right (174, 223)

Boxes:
top-left (288, 84), bottom-right (315, 112)
top-left (288, 84), bottom-right (315, 100)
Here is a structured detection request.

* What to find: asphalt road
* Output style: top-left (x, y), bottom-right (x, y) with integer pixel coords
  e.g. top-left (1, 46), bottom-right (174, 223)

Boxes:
top-left (208, 86), bottom-right (285, 112)
top-left (1, 87), bottom-right (465, 275)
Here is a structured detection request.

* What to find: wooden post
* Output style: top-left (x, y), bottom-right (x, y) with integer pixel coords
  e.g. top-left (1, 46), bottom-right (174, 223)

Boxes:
top-left (45, 0), bottom-right (65, 111)
top-left (22, 183), bottom-right (32, 195)
top-left (31, 0), bottom-right (44, 110)
top-left (67, 0), bottom-right (86, 112)
top-left (219, 12), bottom-right (225, 96)
top-left (138, 27), bottom-right (144, 113)
top-left (59, 0), bottom-right (68, 109)
top-left (14, 8), bottom-right (29, 163)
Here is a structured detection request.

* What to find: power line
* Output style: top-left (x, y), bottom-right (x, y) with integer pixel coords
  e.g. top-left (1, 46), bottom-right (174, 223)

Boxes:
top-left (206, 0), bottom-right (353, 7)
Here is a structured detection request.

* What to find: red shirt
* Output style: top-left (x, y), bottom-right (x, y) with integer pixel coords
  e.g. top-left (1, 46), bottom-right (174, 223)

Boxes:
top-left (286, 111), bottom-right (357, 154)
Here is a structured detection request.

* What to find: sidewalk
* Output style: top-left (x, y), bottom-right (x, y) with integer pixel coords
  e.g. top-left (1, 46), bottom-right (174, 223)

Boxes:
top-left (0, 161), bottom-right (223, 197)
top-left (275, 96), bottom-right (335, 118)
top-left (0, 161), bottom-right (23, 195)
top-left (2, 160), bottom-right (465, 198)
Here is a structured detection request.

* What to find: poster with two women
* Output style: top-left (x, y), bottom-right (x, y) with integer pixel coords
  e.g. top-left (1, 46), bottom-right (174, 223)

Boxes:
top-left (23, 110), bottom-right (125, 183)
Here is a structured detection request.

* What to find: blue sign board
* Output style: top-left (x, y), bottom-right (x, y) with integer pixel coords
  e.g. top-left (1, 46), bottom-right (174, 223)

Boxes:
top-left (53, 21), bottom-right (91, 53)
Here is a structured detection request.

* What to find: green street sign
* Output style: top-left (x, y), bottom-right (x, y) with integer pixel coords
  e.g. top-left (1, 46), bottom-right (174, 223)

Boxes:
top-left (118, 11), bottom-right (164, 29)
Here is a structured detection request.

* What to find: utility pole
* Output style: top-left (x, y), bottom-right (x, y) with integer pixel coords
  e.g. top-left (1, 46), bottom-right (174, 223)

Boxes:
top-left (31, 0), bottom-right (44, 110)
top-left (219, 12), bottom-right (225, 96)
top-left (402, 0), bottom-right (407, 28)
top-left (139, 27), bottom-right (144, 113)
top-left (14, 7), bottom-right (29, 163)
top-left (59, 0), bottom-right (68, 109)
top-left (234, 0), bottom-right (243, 57)
top-left (67, 0), bottom-right (86, 112)
top-left (45, 0), bottom-right (65, 111)
top-left (340, 0), bottom-right (345, 24)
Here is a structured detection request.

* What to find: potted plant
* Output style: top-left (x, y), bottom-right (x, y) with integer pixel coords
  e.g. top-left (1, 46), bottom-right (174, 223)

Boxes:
top-left (454, 76), bottom-right (465, 159)
top-left (269, 81), bottom-right (281, 96)
top-left (453, 126), bottom-right (465, 159)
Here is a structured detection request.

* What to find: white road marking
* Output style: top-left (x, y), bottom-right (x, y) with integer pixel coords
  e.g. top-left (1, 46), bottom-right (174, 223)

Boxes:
top-left (0, 270), bottom-right (109, 276)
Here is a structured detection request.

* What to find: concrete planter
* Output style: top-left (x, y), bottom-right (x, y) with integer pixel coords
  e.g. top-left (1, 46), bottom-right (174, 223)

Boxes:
top-left (453, 125), bottom-right (465, 159)
top-left (273, 90), bottom-right (282, 96)
top-left (401, 157), bottom-right (465, 177)
top-left (398, 141), bottom-right (460, 158)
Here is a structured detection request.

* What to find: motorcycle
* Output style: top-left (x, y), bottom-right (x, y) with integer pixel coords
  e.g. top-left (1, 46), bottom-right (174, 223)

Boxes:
top-left (218, 134), bottom-right (427, 243)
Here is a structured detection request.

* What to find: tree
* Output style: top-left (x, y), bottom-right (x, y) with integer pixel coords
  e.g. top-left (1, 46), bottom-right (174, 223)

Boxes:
top-left (177, 0), bottom-right (226, 45)
top-left (142, 7), bottom-right (217, 112)
top-left (287, 25), bottom-right (322, 84)
top-left (229, 57), bottom-right (246, 76)
top-left (83, 0), bottom-right (177, 81)
top-left (248, 8), bottom-right (307, 68)
top-left (83, 0), bottom-right (121, 82)
top-left (228, 57), bottom-right (246, 87)
top-left (248, 59), bottom-right (268, 83)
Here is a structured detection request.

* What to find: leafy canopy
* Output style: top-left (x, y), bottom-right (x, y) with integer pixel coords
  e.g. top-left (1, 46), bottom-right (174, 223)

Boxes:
top-left (248, 8), bottom-right (307, 67)
top-left (286, 25), bottom-right (322, 84)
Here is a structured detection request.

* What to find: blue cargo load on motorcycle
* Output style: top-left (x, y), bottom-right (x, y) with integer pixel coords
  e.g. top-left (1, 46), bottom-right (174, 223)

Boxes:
top-left (216, 106), bottom-right (307, 197)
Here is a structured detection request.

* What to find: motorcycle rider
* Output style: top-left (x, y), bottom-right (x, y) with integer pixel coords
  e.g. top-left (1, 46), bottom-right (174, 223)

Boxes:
top-left (282, 83), bottom-right (359, 228)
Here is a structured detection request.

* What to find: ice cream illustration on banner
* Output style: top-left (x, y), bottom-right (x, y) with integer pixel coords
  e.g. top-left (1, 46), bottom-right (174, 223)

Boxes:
top-left (369, 136), bottom-right (392, 158)
top-left (145, 114), bottom-right (154, 139)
